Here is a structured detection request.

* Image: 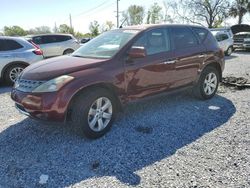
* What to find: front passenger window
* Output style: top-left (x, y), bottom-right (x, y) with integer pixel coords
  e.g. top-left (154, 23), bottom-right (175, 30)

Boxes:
top-left (132, 28), bottom-right (170, 55)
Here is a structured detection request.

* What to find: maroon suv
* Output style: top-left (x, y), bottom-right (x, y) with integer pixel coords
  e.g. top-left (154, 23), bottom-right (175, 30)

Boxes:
top-left (11, 24), bottom-right (224, 138)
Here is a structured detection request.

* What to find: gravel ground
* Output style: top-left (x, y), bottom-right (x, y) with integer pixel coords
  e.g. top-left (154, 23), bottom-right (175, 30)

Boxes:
top-left (0, 51), bottom-right (249, 188)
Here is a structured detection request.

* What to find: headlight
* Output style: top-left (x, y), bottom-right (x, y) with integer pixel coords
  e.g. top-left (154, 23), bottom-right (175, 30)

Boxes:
top-left (32, 75), bottom-right (74, 93)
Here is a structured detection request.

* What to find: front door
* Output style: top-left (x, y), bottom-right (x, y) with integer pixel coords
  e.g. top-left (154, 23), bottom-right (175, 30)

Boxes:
top-left (124, 28), bottom-right (175, 100)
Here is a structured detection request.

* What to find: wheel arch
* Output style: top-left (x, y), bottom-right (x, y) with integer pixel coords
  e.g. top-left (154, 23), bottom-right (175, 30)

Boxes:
top-left (1, 61), bottom-right (29, 78)
top-left (199, 62), bottom-right (222, 83)
top-left (66, 82), bottom-right (123, 122)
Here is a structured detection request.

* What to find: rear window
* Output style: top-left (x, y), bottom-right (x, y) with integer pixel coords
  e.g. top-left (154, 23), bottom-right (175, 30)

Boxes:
top-left (192, 27), bottom-right (208, 42)
top-left (171, 27), bottom-right (199, 50)
top-left (0, 39), bottom-right (23, 51)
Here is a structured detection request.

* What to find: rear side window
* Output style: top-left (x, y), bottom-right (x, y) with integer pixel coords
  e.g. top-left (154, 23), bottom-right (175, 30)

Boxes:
top-left (33, 36), bottom-right (43, 44)
top-left (0, 39), bottom-right (23, 51)
top-left (192, 27), bottom-right (208, 42)
top-left (171, 27), bottom-right (199, 50)
top-left (42, 35), bottom-right (57, 44)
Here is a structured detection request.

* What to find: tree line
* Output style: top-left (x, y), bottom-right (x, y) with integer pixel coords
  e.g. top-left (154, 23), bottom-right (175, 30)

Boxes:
top-left (1, 0), bottom-right (250, 38)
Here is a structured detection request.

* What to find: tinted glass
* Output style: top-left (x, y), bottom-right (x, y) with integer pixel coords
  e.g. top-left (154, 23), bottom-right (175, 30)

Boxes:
top-left (56, 35), bottom-right (72, 42)
top-left (42, 35), bottom-right (57, 44)
top-left (0, 39), bottom-right (23, 51)
top-left (33, 36), bottom-right (42, 44)
top-left (192, 27), bottom-right (208, 42)
top-left (171, 27), bottom-right (198, 49)
top-left (133, 28), bottom-right (170, 55)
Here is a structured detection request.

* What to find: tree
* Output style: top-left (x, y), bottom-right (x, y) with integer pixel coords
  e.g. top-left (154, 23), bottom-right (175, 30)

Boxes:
top-left (101, 21), bottom-right (115, 32)
top-left (27, 26), bottom-right (51, 35)
top-left (168, 0), bottom-right (230, 28)
top-left (4, 26), bottom-right (27, 36)
top-left (229, 0), bottom-right (250, 24)
top-left (58, 24), bottom-right (74, 34)
top-left (147, 3), bottom-right (164, 24)
top-left (122, 5), bottom-right (145, 26)
top-left (89, 21), bottom-right (100, 37)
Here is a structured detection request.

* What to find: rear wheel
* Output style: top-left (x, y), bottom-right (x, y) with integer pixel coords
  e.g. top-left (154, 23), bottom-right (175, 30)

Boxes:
top-left (71, 88), bottom-right (117, 139)
top-left (193, 66), bottom-right (219, 100)
top-left (225, 46), bottom-right (233, 56)
top-left (63, 49), bottom-right (74, 55)
top-left (4, 64), bottom-right (26, 85)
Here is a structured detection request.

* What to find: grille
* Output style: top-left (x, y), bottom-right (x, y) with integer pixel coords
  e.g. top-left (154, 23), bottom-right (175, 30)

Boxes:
top-left (16, 79), bottom-right (45, 92)
top-left (244, 41), bottom-right (250, 44)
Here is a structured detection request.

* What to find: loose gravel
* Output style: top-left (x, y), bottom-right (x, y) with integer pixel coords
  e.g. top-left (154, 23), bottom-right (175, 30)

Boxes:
top-left (0, 51), bottom-right (249, 188)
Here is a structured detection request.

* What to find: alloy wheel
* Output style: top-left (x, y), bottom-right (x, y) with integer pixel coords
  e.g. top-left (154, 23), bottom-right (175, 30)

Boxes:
top-left (87, 97), bottom-right (113, 132)
top-left (9, 67), bottom-right (24, 82)
top-left (203, 72), bottom-right (218, 95)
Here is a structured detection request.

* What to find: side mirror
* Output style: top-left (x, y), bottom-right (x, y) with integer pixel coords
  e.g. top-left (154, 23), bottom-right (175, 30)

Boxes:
top-left (128, 47), bottom-right (146, 59)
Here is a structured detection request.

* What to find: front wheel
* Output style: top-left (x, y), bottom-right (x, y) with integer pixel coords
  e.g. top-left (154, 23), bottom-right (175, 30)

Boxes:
top-left (4, 64), bottom-right (26, 85)
top-left (71, 88), bottom-right (117, 139)
top-left (193, 66), bottom-right (219, 100)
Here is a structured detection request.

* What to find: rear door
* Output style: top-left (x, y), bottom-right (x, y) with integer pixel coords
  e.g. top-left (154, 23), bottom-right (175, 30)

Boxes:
top-left (125, 28), bottom-right (176, 99)
top-left (169, 26), bottom-right (207, 88)
top-left (0, 39), bottom-right (24, 77)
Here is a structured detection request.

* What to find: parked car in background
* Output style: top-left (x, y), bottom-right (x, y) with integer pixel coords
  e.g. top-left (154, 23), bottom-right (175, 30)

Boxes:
top-left (211, 31), bottom-right (234, 56)
top-left (80, 37), bottom-right (92, 44)
top-left (12, 24), bottom-right (224, 139)
top-left (233, 32), bottom-right (250, 50)
top-left (210, 27), bottom-right (234, 39)
top-left (26, 34), bottom-right (80, 58)
top-left (0, 36), bottom-right (43, 84)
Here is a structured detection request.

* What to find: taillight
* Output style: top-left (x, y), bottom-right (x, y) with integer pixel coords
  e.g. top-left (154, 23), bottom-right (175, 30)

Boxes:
top-left (33, 48), bottom-right (43, 55)
top-left (29, 41), bottom-right (43, 55)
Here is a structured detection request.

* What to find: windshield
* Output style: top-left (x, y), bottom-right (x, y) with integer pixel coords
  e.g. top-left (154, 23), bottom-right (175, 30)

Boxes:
top-left (72, 29), bottom-right (139, 59)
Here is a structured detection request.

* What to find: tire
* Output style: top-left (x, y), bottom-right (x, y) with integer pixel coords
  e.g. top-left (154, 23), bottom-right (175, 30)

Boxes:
top-left (63, 49), bottom-right (74, 55)
top-left (4, 64), bottom-right (26, 85)
top-left (225, 46), bottom-right (233, 56)
top-left (193, 66), bottom-right (219, 100)
top-left (71, 88), bottom-right (117, 139)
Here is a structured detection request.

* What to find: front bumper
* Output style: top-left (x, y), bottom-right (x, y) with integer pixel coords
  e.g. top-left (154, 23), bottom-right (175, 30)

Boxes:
top-left (11, 89), bottom-right (67, 122)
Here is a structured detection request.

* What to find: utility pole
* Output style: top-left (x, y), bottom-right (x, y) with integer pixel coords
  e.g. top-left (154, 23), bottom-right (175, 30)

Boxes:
top-left (69, 14), bottom-right (73, 29)
top-left (116, 0), bottom-right (120, 28)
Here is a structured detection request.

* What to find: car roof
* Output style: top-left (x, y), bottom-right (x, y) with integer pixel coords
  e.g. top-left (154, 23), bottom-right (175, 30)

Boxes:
top-left (120, 24), bottom-right (206, 31)
top-left (26, 33), bottom-right (73, 38)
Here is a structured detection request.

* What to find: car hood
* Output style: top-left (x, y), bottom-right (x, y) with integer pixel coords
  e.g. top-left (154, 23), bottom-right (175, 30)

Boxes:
top-left (21, 56), bottom-right (108, 80)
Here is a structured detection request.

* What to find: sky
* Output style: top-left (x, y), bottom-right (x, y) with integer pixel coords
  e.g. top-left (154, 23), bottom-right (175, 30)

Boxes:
top-left (0, 0), bottom-right (249, 34)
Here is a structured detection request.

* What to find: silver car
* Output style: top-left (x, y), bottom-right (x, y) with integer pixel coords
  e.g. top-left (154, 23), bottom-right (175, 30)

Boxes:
top-left (0, 36), bottom-right (44, 84)
top-left (211, 31), bottom-right (234, 56)
top-left (26, 34), bottom-right (81, 58)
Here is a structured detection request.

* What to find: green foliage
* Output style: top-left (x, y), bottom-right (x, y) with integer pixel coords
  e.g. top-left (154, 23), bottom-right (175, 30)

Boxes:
top-left (147, 3), bottom-right (163, 24)
top-left (4, 26), bottom-right (27, 36)
top-left (229, 0), bottom-right (250, 24)
top-left (58, 24), bottom-right (74, 35)
top-left (122, 5), bottom-right (145, 26)
top-left (89, 21), bottom-right (100, 37)
top-left (27, 26), bottom-right (51, 35)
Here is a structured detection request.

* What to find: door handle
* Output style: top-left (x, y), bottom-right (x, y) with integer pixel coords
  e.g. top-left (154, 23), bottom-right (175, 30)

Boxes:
top-left (162, 60), bottom-right (176, 64)
top-left (198, 54), bottom-right (206, 58)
